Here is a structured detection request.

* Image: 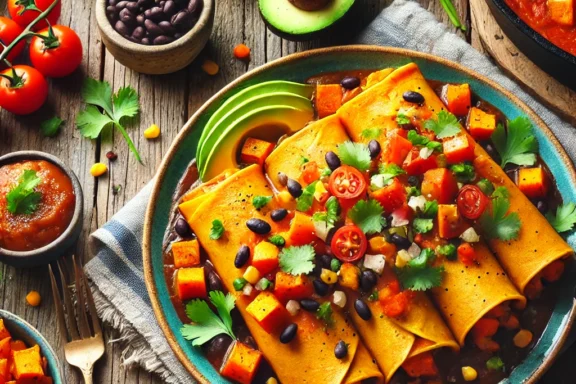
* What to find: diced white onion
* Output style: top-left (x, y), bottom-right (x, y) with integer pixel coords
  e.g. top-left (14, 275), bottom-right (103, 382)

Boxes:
top-left (391, 211), bottom-right (410, 227)
top-left (408, 195), bottom-right (427, 212)
top-left (242, 283), bottom-right (253, 296)
top-left (457, 182), bottom-right (464, 189)
top-left (370, 174), bottom-right (387, 189)
top-left (363, 254), bottom-right (386, 275)
top-left (313, 220), bottom-right (329, 242)
top-left (286, 300), bottom-right (301, 316)
top-left (407, 243), bottom-right (421, 259)
top-left (255, 278), bottom-right (269, 291)
top-left (333, 291), bottom-right (347, 308)
top-left (395, 250), bottom-right (412, 268)
top-left (419, 147), bottom-right (434, 160)
top-left (460, 227), bottom-right (480, 243)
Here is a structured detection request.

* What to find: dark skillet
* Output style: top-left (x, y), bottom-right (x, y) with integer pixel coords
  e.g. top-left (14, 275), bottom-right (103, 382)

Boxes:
top-left (487, 0), bottom-right (576, 91)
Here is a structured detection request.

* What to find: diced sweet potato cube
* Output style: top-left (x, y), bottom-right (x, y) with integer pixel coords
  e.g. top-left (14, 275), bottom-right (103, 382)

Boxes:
top-left (240, 138), bottom-right (276, 167)
top-left (518, 167), bottom-right (549, 199)
top-left (467, 107), bottom-right (496, 140)
top-left (338, 263), bottom-right (360, 291)
top-left (9, 340), bottom-right (26, 352)
top-left (368, 236), bottom-right (397, 259)
top-left (443, 84), bottom-right (471, 116)
top-left (285, 212), bottom-right (317, 246)
top-left (246, 291), bottom-right (288, 333)
top-left (220, 341), bottom-right (263, 384)
top-left (371, 178), bottom-right (407, 214)
top-left (316, 84), bottom-right (343, 118)
top-left (437, 204), bottom-right (464, 239)
top-left (443, 134), bottom-right (475, 164)
top-left (0, 338), bottom-right (10, 359)
top-left (172, 240), bottom-right (201, 269)
top-left (274, 272), bottom-right (314, 302)
top-left (251, 242), bottom-right (279, 275)
top-left (0, 321), bottom-right (10, 341)
top-left (382, 130), bottom-right (413, 166)
top-left (548, 0), bottom-right (574, 26)
top-left (175, 267), bottom-right (207, 300)
top-left (421, 168), bottom-right (459, 204)
top-left (13, 345), bottom-right (43, 380)
top-left (0, 358), bottom-right (8, 379)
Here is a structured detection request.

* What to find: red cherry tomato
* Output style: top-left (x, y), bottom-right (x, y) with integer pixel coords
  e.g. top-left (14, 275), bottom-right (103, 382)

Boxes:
top-left (30, 25), bottom-right (83, 78)
top-left (457, 242), bottom-right (476, 266)
top-left (0, 17), bottom-right (25, 63)
top-left (457, 185), bottom-right (488, 220)
top-left (330, 224), bottom-right (367, 262)
top-left (0, 65), bottom-right (48, 115)
top-left (8, 0), bottom-right (61, 30)
top-left (328, 165), bottom-right (367, 201)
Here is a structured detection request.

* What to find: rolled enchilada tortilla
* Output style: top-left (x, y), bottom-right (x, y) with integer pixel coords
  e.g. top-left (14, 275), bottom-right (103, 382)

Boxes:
top-left (181, 164), bottom-right (383, 384)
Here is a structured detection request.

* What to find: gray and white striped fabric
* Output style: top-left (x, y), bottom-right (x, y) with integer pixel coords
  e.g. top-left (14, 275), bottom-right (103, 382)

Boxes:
top-left (85, 0), bottom-right (576, 382)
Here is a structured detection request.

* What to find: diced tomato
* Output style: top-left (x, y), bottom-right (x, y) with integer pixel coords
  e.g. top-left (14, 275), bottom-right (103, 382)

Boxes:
top-left (472, 318), bottom-right (500, 351)
top-left (457, 243), bottom-right (476, 266)
top-left (442, 134), bottom-right (475, 164)
top-left (300, 161), bottom-right (320, 185)
top-left (421, 168), bottom-right (459, 204)
top-left (382, 130), bottom-right (413, 166)
top-left (381, 291), bottom-right (410, 318)
top-left (541, 260), bottom-right (565, 282)
top-left (371, 178), bottom-right (407, 214)
top-left (402, 352), bottom-right (439, 378)
top-left (402, 147), bottom-right (437, 175)
top-left (525, 275), bottom-right (544, 299)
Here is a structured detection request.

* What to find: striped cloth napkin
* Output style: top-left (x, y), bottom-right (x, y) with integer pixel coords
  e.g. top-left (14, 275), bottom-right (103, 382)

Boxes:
top-left (85, 0), bottom-right (576, 382)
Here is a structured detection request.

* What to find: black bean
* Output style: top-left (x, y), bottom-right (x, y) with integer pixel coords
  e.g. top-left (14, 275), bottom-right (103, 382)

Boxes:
top-left (313, 279), bottom-right (330, 296)
top-left (318, 254), bottom-right (332, 269)
top-left (141, 37), bottom-right (150, 44)
top-left (106, 5), bottom-right (118, 14)
top-left (144, 19), bottom-right (163, 35)
top-left (334, 340), bottom-right (348, 359)
top-left (280, 323), bottom-right (298, 344)
top-left (234, 245), bottom-right (250, 268)
top-left (287, 178), bottom-right (303, 198)
top-left (407, 175), bottom-right (420, 187)
top-left (114, 20), bottom-right (132, 36)
top-left (207, 270), bottom-right (223, 292)
top-left (246, 218), bottom-right (271, 235)
top-left (106, 151), bottom-right (118, 161)
top-left (174, 218), bottom-right (191, 237)
top-left (389, 233), bottom-right (411, 250)
top-left (160, 0), bottom-right (166, 6)
top-left (164, 0), bottom-right (177, 15)
top-left (485, 143), bottom-right (496, 157)
top-left (115, 1), bottom-right (129, 11)
top-left (537, 200), bottom-right (548, 214)
top-left (205, 334), bottom-right (232, 362)
top-left (325, 151), bottom-right (341, 171)
top-left (270, 208), bottom-right (288, 222)
top-left (341, 76), bottom-right (360, 90)
top-left (126, 2), bottom-right (140, 12)
top-left (149, 6), bottom-right (165, 21)
top-left (119, 8), bottom-right (135, 26)
top-left (354, 299), bottom-right (372, 320)
top-left (159, 21), bottom-right (175, 35)
top-left (368, 140), bottom-right (381, 159)
top-left (188, 0), bottom-right (202, 15)
top-left (360, 270), bottom-right (378, 292)
top-left (300, 299), bottom-right (320, 312)
top-left (403, 91), bottom-right (425, 104)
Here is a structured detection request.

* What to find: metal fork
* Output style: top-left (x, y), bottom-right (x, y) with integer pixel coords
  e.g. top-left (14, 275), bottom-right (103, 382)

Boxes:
top-left (49, 256), bottom-right (105, 384)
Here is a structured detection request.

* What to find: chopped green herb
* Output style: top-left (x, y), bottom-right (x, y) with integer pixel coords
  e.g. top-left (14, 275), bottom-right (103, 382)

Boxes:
top-left (422, 200), bottom-right (438, 218)
top-left (546, 203), bottom-right (576, 233)
top-left (413, 218), bottom-right (433, 234)
top-left (300, 156), bottom-right (309, 165)
top-left (256, 278), bottom-right (272, 291)
top-left (181, 291), bottom-right (236, 346)
top-left (279, 245), bottom-right (316, 275)
top-left (450, 163), bottom-right (476, 183)
top-left (6, 170), bottom-right (42, 215)
top-left (360, 128), bottom-right (382, 140)
top-left (372, 164), bottom-right (405, 189)
top-left (407, 130), bottom-right (443, 152)
top-left (316, 302), bottom-right (335, 328)
top-left (330, 258), bottom-right (341, 272)
top-left (268, 235), bottom-right (286, 247)
top-left (406, 186), bottom-right (421, 198)
top-left (396, 248), bottom-right (444, 291)
top-left (492, 117), bottom-right (538, 168)
top-left (367, 290), bottom-right (379, 301)
top-left (337, 141), bottom-right (372, 172)
top-left (423, 110), bottom-right (461, 139)
top-left (436, 244), bottom-right (457, 260)
top-left (40, 116), bottom-right (64, 137)
top-left (477, 178), bottom-right (495, 195)
top-left (233, 278), bottom-right (247, 291)
top-left (486, 356), bottom-right (504, 371)
top-left (296, 181), bottom-right (317, 212)
top-left (478, 195), bottom-right (521, 241)
top-left (492, 186), bottom-right (509, 199)
top-left (320, 168), bottom-right (332, 177)
top-left (252, 195), bottom-right (273, 210)
top-left (348, 199), bottom-right (386, 235)
top-left (396, 113), bottom-right (411, 125)
top-left (209, 219), bottom-right (224, 240)
top-left (312, 196), bottom-right (340, 232)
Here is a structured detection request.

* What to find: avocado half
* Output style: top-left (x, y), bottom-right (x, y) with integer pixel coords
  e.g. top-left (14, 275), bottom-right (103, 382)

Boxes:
top-left (258, 0), bottom-right (356, 41)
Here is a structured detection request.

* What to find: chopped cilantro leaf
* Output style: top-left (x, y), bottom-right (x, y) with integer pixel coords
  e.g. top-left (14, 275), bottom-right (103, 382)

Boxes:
top-left (316, 302), bottom-right (335, 328)
top-left (406, 186), bottom-right (421, 197)
top-left (320, 167), bottom-right (332, 177)
top-left (478, 196), bottom-right (521, 241)
top-left (486, 356), bottom-right (504, 371)
top-left (492, 186), bottom-right (509, 199)
top-left (337, 141), bottom-right (372, 172)
top-left (279, 245), bottom-right (316, 275)
top-left (6, 170), bottom-right (42, 215)
top-left (367, 290), bottom-right (379, 301)
top-left (372, 164), bottom-right (405, 189)
top-left (299, 156), bottom-right (309, 165)
top-left (180, 291), bottom-right (236, 346)
top-left (422, 200), bottom-right (438, 218)
top-left (406, 130), bottom-right (442, 152)
top-left (396, 113), bottom-right (411, 125)
top-left (268, 235), bottom-right (286, 247)
top-left (209, 219), bottom-right (224, 240)
top-left (436, 244), bottom-right (457, 260)
top-left (41, 116), bottom-right (64, 137)
top-left (252, 195), bottom-right (272, 209)
top-left (396, 264), bottom-right (444, 291)
top-left (296, 181), bottom-right (317, 212)
top-left (492, 117), bottom-right (538, 168)
top-left (312, 196), bottom-right (340, 231)
top-left (477, 178), bottom-right (495, 195)
top-left (348, 199), bottom-right (386, 235)
top-left (360, 128), bottom-right (382, 140)
top-left (546, 203), bottom-right (576, 233)
top-left (423, 110), bottom-right (461, 139)
top-left (450, 163), bottom-right (476, 183)
top-left (413, 218), bottom-right (433, 234)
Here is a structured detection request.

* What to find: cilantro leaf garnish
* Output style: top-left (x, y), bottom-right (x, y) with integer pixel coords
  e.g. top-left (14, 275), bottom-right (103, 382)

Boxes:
top-left (423, 110), bottom-right (461, 139)
top-left (492, 186), bottom-right (509, 199)
top-left (486, 356), bottom-right (504, 371)
top-left (209, 219), bottom-right (224, 240)
top-left (337, 141), bottom-right (372, 172)
top-left (450, 163), bottom-right (476, 183)
top-left (40, 116), bottom-right (64, 137)
top-left (279, 245), bottom-right (316, 275)
top-left (348, 199), bottom-right (386, 235)
top-left (312, 196), bottom-right (340, 231)
top-left (316, 302), bottom-right (335, 328)
top-left (436, 244), bottom-right (457, 260)
top-left (413, 218), bottom-right (433, 234)
top-left (371, 164), bottom-right (405, 189)
top-left (421, 200), bottom-right (438, 218)
top-left (296, 181), bottom-right (317, 212)
top-left (76, 78), bottom-right (142, 162)
top-left (360, 128), bottom-right (382, 140)
top-left (396, 113), bottom-right (411, 125)
top-left (180, 291), bottom-right (236, 346)
top-left (268, 235), bottom-right (286, 247)
top-left (6, 170), bottom-right (42, 215)
top-left (546, 203), bottom-right (576, 233)
top-left (407, 130), bottom-right (442, 152)
top-left (252, 195), bottom-right (272, 210)
top-left (396, 259), bottom-right (444, 291)
top-left (406, 186), bottom-right (421, 197)
top-left (492, 117), bottom-right (538, 168)
top-left (478, 195), bottom-right (521, 241)
top-left (299, 156), bottom-right (309, 165)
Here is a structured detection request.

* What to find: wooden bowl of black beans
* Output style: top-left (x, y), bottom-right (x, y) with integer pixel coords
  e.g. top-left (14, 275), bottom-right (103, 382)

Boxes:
top-left (96, 0), bottom-right (214, 75)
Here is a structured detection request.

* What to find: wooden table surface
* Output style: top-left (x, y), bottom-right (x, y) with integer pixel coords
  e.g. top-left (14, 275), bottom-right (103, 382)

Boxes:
top-left (0, 0), bottom-right (574, 383)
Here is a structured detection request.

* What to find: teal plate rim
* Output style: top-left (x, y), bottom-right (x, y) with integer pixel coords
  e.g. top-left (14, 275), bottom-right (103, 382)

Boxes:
top-left (143, 45), bottom-right (576, 384)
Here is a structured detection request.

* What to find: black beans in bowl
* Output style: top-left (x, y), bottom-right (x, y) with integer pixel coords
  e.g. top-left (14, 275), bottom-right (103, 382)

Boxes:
top-left (106, 0), bottom-right (204, 45)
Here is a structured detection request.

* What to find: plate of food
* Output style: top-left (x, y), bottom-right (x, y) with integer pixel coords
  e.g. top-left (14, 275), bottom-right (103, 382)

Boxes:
top-left (143, 46), bottom-right (576, 384)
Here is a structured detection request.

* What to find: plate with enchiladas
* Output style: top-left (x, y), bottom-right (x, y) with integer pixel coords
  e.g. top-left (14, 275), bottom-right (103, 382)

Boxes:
top-left (143, 46), bottom-right (576, 384)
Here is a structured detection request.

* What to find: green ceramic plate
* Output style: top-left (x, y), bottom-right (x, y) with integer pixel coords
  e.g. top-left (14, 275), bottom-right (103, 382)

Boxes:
top-left (143, 46), bottom-right (576, 384)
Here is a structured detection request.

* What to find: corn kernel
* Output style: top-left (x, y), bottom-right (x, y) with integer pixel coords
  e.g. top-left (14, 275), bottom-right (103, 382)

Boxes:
top-left (202, 59), bottom-right (219, 75)
top-left (26, 291), bottom-right (41, 307)
top-left (314, 181), bottom-right (328, 202)
top-left (461, 366), bottom-right (477, 381)
top-left (144, 124), bottom-right (161, 139)
top-left (90, 162), bottom-right (108, 177)
top-left (513, 329), bottom-right (533, 348)
top-left (321, 268), bottom-right (338, 285)
top-left (265, 378), bottom-right (278, 384)
top-left (243, 266), bottom-right (261, 285)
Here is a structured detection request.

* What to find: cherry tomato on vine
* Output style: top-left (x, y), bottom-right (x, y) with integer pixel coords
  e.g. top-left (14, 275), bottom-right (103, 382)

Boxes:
top-left (0, 17), bottom-right (25, 63)
top-left (457, 185), bottom-right (489, 220)
top-left (330, 224), bottom-right (367, 262)
top-left (329, 165), bottom-right (367, 202)
top-left (0, 65), bottom-right (48, 115)
top-left (8, 0), bottom-right (61, 30)
top-left (30, 25), bottom-right (83, 78)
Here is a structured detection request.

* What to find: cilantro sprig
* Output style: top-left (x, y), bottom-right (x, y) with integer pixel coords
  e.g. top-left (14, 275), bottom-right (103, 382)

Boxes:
top-left (423, 110), bottom-right (461, 139)
top-left (180, 291), bottom-right (236, 346)
top-left (279, 245), bottom-right (315, 275)
top-left (6, 170), bottom-right (42, 215)
top-left (360, 128), bottom-right (382, 140)
top-left (451, 163), bottom-right (476, 183)
top-left (312, 196), bottom-right (340, 232)
top-left (407, 130), bottom-right (442, 152)
top-left (348, 199), bottom-right (386, 235)
top-left (252, 195), bottom-right (272, 210)
top-left (492, 117), bottom-right (537, 168)
top-left (337, 141), bottom-right (372, 172)
top-left (316, 302), bottom-right (335, 328)
top-left (41, 116), bottom-right (64, 137)
top-left (396, 248), bottom-right (444, 291)
top-left (76, 78), bottom-right (142, 162)
top-left (371, 164), bottom-right (405, 189)
top-left (546, 203), bottom-right (576, 233)
top-left (296, 181), bottom-right (317, 212)
top-left (210, 219), bottom-right (224, 240)
top-left (478, 189), bottom-right (521, 241)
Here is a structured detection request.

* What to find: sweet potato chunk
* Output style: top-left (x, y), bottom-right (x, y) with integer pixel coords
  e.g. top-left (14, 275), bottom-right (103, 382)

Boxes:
top-left (547, 0), bottom-right (574, 26)
top-left (285, 212), bottom-right (317, 246)
top-left (240, 138), bottom-right (275, 167)
top-left (421, 168), bottom-right (459, 204)
top-left (442, 83), bottom-right (471, 116)
top-left (220, 341), bottom-right (263, 384)
top-left (0, 338), bottom-right (10, 359)
top-left (175, 267), bottom-right (207, 300)
top-left (13, 345), bottom-right (44, 380)
top-left (467, 107), bottom-right (496, 140)
top-left (172, 240), bottom-right (201, 269)
top-left (246, 291), bottom-right (288, 333)
top-left (316, 84), bottom-right (343, 118)
top-left (517, 167), bottom-right (549, 199)
top-left (251, 242), bottom-right (279, 275)
top-left (437, 204), bottom-right (464, 239)
top-left (274, 272), bottom-right (314, 302)
top-left (0, 321), bottom-right (10, 341)
top-left (443, 134), bottom-right (475, 164)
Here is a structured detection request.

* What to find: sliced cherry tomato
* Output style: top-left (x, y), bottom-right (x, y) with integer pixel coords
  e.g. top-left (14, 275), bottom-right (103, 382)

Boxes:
top-left (30, 25), bottom-right (83, 78)
top-left (329, 165), bottom-right (367, 202)
top-left (8, 0), bottom-right (61, 30)
top-left (0, 17), bottom-right (25, 63)
top-left (0, 65), bottom-right (48, 115)
top-left (330, 224), bottom-right (367, 262)
top-left (457, 185), bottom-right (488, 220)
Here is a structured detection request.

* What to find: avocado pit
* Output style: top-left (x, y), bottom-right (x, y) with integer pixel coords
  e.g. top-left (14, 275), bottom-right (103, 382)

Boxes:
top-left (288, 0), bottom-right (332, 11)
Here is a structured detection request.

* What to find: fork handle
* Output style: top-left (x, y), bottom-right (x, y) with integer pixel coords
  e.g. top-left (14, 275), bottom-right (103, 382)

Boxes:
top-left (80, 367), bottom-right (94, 384)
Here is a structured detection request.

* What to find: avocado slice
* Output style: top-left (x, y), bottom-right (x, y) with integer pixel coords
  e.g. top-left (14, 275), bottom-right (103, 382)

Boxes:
top-left (200, 105), bottom-right (314, 181)
top-left (197, 81), bottom-right (313, 158)
top-left (258, 0), bottom-right (355, 41)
